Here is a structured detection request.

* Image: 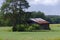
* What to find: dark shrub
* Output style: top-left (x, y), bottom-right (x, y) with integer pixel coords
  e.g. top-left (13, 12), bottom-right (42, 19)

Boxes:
top-left (17, 24), bottom-right (26, 31)
top-left (16, 24), bottom-right (40, 31)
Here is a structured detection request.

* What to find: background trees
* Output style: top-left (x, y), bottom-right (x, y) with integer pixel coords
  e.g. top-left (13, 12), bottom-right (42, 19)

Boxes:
top-left (46, 15), bottom-right (60, 24)
top-left (31, 11), bottom-right (46, 19)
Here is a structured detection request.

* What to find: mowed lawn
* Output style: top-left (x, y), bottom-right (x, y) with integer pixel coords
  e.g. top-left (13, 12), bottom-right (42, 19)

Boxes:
top-left (0, 24), bottom-right (60, 40)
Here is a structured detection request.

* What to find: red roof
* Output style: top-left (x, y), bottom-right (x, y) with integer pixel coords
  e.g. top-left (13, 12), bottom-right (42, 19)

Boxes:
top-left (30, 18), bottom-right (49, 24)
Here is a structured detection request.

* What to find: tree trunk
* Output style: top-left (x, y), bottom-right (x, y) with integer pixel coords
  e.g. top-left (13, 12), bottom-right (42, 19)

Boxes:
top-left (12, 19), bottom-right (17, 32)
top-left (12, 9), bottom-right (17, 32)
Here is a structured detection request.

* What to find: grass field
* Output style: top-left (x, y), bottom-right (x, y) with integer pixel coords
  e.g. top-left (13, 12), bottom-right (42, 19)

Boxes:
top-left (0, 24), bottom-right (60, 40)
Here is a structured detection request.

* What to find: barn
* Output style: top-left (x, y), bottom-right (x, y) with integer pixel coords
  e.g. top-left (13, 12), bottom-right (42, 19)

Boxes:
top-left (29, 18), bottom-right (50, 30)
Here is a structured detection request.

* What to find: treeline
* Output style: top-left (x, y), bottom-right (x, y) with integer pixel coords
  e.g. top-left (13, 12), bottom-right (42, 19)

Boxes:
top-left (46, 15), bottom-right (60, 24)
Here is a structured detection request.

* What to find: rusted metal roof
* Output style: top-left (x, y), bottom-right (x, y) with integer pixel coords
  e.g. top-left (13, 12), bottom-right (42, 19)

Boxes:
top-left (30, 18), bottom-right (49, 24)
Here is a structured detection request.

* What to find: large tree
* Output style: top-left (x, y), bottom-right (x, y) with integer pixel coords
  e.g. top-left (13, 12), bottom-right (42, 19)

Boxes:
top-left (1, 0), bottom-right (30, 31)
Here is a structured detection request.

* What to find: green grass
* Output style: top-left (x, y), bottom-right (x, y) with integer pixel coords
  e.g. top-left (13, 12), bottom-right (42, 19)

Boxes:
top-left (0, 24), bottom-right (60, 40)
top-left (0, 27), bottom-right (12, 32)
top-left (50, 24), bottom-right (60, 31)
top-left (0, 32), bottom-right (60, 40)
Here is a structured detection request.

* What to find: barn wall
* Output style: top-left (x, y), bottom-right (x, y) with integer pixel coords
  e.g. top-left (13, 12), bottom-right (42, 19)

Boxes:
top-left (39, 24), bottom-right (50, 30)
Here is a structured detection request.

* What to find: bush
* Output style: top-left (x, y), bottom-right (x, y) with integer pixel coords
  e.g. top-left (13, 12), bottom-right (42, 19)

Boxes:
top-left (17, 24), bottom-right (26, 31)
top-left (27, 24), bottom-right (40, 31)
top-left (16, 24), bottom-right (40, 32)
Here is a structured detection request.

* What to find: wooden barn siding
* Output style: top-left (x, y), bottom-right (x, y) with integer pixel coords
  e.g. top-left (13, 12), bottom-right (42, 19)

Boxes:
top-left (39, 23), bottom-right (50, 30)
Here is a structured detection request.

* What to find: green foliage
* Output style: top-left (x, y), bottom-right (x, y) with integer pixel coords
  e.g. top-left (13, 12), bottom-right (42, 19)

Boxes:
top-left (17, 24), bottom-right (26, 31)
top-left (31, 24), bottom-right (40, 30)
top-left (27, 24), bottom-right (40, 31)
top-left (1, 0), bottom-right (30, 31)
top-left (46, 15), bottom-right (60, 24)
top-left (16, 24), bottom-right (40, 31)
top-left (31, 11), bottom-right (46, 19)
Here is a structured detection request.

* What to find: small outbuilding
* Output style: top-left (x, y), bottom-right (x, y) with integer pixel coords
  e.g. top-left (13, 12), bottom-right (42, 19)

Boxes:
top-left (29, 18), bottom-right (50, 30)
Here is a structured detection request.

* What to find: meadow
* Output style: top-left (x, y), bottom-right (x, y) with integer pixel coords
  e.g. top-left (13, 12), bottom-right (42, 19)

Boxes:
top-left (0, 24), bottom-right (60, 40)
